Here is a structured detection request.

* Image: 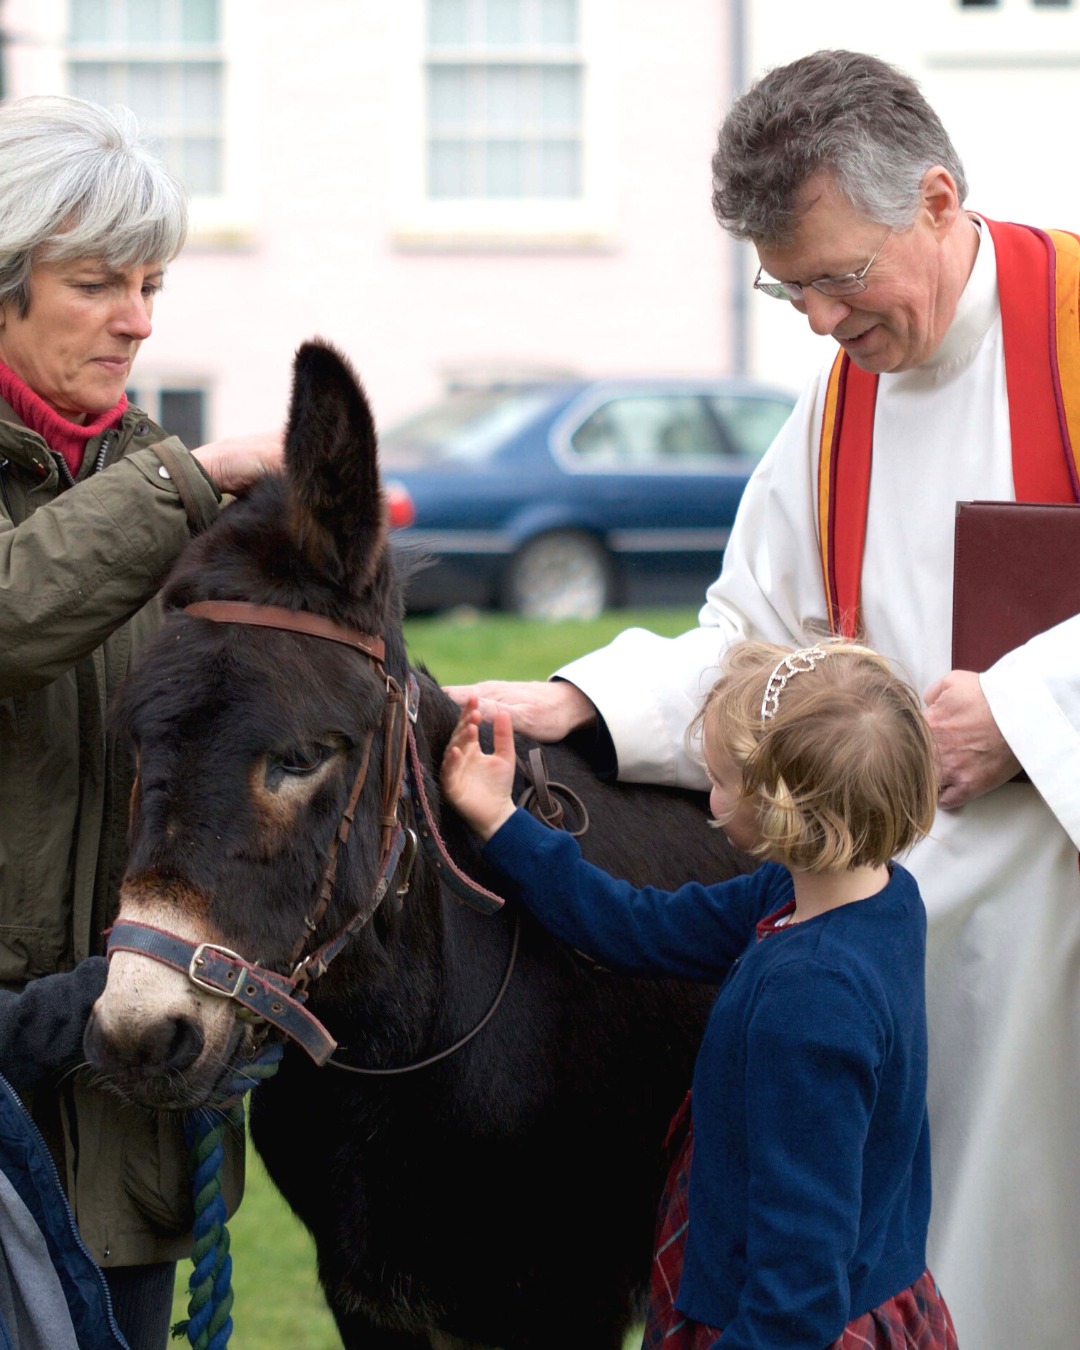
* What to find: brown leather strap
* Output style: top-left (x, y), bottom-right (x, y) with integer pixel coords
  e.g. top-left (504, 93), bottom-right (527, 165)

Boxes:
top-left (528, 747), bottom-right (563, 828)
top-left (287, 728), bottom-right (375, 970)
top-left (184, 601), bottom-right (386, 664)
top-left (408, 718), bottom-right (508, 913)
top-left (516, 747), bottom-right (590, 838)
top-left (155, 443), bottom-right (219, 535)
top-left (380, 679), bottom-right (409, 858)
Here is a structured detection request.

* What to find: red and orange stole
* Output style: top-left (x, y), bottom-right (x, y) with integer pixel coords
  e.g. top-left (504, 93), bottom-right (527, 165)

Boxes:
top-left (817, 218), bottom-right (1080, 638)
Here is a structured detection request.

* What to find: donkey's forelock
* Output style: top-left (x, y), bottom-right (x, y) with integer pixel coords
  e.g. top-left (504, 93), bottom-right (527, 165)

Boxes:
top-left (285, 340), bottom-right (386, 594)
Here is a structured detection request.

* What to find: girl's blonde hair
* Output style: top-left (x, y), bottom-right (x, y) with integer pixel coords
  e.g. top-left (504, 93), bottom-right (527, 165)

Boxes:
top-left (693, 640), bottom-right (938, 872)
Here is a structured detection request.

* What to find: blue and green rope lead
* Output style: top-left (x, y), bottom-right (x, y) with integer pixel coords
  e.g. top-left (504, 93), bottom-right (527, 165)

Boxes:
top-left (172, 1041), bottom-right (284, 1349)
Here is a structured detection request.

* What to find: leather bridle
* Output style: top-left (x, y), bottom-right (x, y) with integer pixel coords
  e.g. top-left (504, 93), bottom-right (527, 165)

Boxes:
top-left (185, 601), bottom-right (417, 981)
top-left (107, 599), bottom-right (507, 1068)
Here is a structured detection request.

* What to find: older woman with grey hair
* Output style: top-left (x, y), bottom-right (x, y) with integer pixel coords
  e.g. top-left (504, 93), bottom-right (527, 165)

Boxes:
top-left (0, 95), bottom-right (280, 1350)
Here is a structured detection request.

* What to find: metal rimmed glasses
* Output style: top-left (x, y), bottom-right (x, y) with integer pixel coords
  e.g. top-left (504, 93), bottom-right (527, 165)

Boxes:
top-left (753, 227), bottom-right (894, 302)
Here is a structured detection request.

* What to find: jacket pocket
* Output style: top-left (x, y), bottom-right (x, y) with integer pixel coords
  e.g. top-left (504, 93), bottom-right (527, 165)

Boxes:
top-left (67, 1075), bottom-right (245, 1261)
top-left (121, 1106), bottom-right (245, 1236)
top-left (121, 1109), bottom-right (195, 1236)
top-left (0, 924), bottom-right (54, 983)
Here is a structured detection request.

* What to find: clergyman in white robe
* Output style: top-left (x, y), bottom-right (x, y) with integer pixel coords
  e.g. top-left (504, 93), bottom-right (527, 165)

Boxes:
top-left (558, 218), bottom-right (1080, 1350)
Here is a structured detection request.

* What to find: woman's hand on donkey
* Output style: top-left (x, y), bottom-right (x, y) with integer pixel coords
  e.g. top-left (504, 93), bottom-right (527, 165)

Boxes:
top-left (441, 697), bottom-right (518, 842)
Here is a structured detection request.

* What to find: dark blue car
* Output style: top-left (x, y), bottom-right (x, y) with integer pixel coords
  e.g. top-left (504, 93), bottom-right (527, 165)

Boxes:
top-left (382, 376), bottom-right (796, 620)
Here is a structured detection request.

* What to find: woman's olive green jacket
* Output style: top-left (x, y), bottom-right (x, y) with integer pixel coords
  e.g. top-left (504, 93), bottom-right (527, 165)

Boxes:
top-left (0, 397), bottom-right (242, 1267)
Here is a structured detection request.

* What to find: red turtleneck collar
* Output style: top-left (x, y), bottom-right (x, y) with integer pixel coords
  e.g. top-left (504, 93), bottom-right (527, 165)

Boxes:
top-left (0, 360), bottom-right (127, 476)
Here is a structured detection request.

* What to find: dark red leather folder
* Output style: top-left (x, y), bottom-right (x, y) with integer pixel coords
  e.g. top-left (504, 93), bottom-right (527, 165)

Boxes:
top-left (952, 500), bottom-right (1080, 673)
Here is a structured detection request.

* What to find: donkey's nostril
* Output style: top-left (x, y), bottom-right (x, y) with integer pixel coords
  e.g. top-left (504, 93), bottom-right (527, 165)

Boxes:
top-left (84, 1011), bottom-right (204, 1075)
top-left (162, 1015), bottom-right (204, 1073)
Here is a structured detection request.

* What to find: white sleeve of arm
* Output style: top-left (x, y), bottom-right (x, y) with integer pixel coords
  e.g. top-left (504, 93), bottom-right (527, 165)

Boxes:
top-left (980, 612), bottom-right (1080, 847)
top-left (556, 377), bottom-right (829, 788)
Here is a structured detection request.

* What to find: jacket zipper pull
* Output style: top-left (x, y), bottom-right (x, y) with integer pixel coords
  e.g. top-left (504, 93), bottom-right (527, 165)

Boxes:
top-left (50, 451), bottom-right (76, 489)
top-left (93, 429), bottom-right (118, 475)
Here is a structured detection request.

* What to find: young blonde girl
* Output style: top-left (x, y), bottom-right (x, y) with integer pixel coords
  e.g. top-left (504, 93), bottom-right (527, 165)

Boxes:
top-left (442, 640), bottom-right (958, 1350)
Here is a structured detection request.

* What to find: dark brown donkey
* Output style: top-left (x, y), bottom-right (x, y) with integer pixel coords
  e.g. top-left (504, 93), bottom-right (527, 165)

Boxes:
top-left (86, 342), bottom-right (750, 1350)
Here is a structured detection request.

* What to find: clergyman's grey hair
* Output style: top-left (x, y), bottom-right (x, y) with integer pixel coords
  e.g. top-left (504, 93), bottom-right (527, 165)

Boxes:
top-left (711, 50), bottom-right (969, 247)
top-left (0, 95), bottom-right (188, 316)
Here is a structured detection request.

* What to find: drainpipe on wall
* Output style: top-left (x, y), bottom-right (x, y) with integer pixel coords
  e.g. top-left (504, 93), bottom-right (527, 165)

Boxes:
top-left (727, 0), bottom-right (748, 376)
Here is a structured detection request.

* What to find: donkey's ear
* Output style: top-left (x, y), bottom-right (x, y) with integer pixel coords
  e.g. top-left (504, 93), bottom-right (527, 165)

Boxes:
top-left (284, 339), bottom-right (385, 592)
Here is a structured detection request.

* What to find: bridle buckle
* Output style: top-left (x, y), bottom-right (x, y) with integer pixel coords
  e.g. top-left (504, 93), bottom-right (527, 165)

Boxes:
top-left (189, 942), bottom-right (249, 999)
top-left (289, 950), bottom-right (325, 990)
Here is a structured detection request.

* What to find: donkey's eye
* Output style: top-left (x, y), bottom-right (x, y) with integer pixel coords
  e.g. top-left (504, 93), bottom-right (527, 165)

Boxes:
top-left (262, 739), bottom-right (345, 793)
top-left (277, 744), bottom-right (335, 776)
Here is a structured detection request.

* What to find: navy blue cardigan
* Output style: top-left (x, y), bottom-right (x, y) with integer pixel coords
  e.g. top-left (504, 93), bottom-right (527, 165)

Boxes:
top-left (484, 809), bottom-right (932, 1350)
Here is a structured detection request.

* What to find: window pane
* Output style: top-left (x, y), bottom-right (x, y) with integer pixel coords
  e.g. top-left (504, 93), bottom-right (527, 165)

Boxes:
top-left (429, 140), bottom-right (472, 197)
top-left (570, 406), bottom-right (626, 463)
top-left (486, 140), bottom-right (525, 196)
top-left (126, 63), bottom-right (170, 122)
top-left (425, 0), bottom-right (582, 202)
top-left (381, 389), bottom-right (552, 466)
top-left (429, 66), bottom-right (472, 128)
top-left (485, 0), bottom-right (523, 44)
top-left (540, 0), bottom-right (578, 43)
top-left (180, 137), bottom-right (221, 194)
top-left (124, 0), bottom-right (165, 44)
top-left (69, 62), bottom-right (112, 104)
top-left (181, 0), bottom-right (220, 42)
top-left (649, 399), bottom-right (722, 461)
top-left (143, 132), bottom-right (170, 164)
top-left (182, 63), bottom-right (222, 120)
top-left (540, 65), bottom-right (579, 127)
top-left (487, 66), bottom-right (536, 129)
top-left (70, 0), bottom-right (110, 45)
top-left (708, 396), bottom-right (793, 459)
top-left (573, 397), bottom-right (722, 467)
top-left (428, 0), bottom-right (469, 46)
top-left (160, 389), bottom-right (206, 448)
top-left (539, 139), bottom-right (579, 196)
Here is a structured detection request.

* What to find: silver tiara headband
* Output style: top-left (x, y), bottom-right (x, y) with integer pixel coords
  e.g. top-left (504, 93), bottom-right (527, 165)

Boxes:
top-left (760, 646), bottom-right (828, 722)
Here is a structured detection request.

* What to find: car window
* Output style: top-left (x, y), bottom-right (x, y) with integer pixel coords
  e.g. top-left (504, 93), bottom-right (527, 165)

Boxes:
top-left (568, 395), bottom-right (725, 467)
top-left (707, 395), bottom-right (794, 461)
top-left (379, 388), bottom-right (553, 466)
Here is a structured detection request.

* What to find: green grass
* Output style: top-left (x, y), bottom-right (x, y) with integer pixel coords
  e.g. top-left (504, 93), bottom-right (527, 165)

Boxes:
top-left (402, 604), bottom-right (699, 684)
top-left (172, 606), bottom-right (698, 1347)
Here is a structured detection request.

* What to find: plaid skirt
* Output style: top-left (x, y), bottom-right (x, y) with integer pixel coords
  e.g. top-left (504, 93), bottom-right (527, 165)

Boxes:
top-left (642, 1093), bottom-right (958, 1350)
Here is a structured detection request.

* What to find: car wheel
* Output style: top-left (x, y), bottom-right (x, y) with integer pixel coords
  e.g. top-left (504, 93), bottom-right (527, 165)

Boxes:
top-left (504, 531), bottom-right (613, 621)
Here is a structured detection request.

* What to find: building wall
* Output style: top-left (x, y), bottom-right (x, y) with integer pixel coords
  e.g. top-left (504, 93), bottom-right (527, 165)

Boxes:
top-left (8, 1), bottom-right (1075, 435)
top-left (3, 0), bottom-right (739, 436)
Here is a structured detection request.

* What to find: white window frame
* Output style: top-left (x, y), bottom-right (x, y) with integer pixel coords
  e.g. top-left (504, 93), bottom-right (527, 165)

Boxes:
top-left (64, 0), bottom-right (259, 244)
top-left (392, 0), bottom-right (618, 251)
top-left (931, 0), bottom-right (1080, 68)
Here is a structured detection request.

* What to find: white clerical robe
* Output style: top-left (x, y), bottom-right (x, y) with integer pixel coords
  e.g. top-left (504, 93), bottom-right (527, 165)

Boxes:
top-left (559, 219), bottom-right (1080, 1350)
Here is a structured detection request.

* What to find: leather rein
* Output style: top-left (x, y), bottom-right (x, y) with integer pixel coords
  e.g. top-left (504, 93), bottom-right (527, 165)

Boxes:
top-left (107, 599), bottom-right (515, 1073)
